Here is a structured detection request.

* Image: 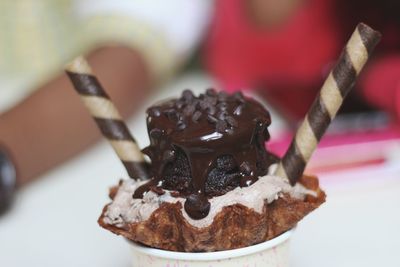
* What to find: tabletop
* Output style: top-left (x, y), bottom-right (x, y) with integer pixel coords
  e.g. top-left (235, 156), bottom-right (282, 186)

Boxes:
top-left (1, 73), bottom-right (399, 267)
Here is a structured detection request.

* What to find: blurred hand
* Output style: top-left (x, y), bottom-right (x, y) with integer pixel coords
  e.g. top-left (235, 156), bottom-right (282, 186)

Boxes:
top-left (0, 46), bottom-right (150, 186)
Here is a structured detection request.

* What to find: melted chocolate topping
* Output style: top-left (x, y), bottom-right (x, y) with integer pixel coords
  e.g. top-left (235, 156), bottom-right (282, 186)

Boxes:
top-left (133, 89), bottom-right (275, 219)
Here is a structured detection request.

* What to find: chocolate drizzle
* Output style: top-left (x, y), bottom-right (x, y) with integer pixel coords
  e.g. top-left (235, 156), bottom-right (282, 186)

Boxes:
top-left (133, 89), bottom-right (275, 219)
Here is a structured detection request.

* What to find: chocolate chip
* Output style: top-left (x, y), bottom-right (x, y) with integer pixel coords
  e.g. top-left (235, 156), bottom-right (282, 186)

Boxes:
top-left (240, 162), bottom-right (252, 175)
top-left (149, 128), bottom-right (162, 139)
top-left (184, 193), bottom-right (210, 220)
top-left (234, 92), bottom-right (245, 102)
top-left (206, 88), bottom-right (217, 96)
top-left (218, 91), bottom-right (228, 101)
top-left (207, 114), bottom-right (218, 124)
top-left (216, 120), bottom-right (228, 133)
top-left (199, 100), bottom-right (209, 110)
top-left (217, 110), bottom-right (228, 120)
top-left (233, 104), bottom-right (244, 116)
top-left (207, 106), bottom-right (216, 115)
top-left (164, 109), bottom-right (178, 122)
top-left (225, 116), bottom-right (238, 127)
top-left (183, 105), bottom-right (195, 116)
top-left (182, 89), bottom-right (194, 101)
top-left (217, 102), bottom-right (227, 110)
top-left (177, 120), bottom-right (187, 131)
top-left (163, 108), bottom-right (173, 115)
top-left (192, 111), bottom-right (202, 122)
top-left (192, 99), bottom-right (200, 109)
top-left (204, 95), bottom-right (217, 106)
top-left (149, 107), bottom-right (161, 117)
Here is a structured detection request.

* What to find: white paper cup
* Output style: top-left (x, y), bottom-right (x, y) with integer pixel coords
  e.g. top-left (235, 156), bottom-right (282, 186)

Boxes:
top-left (129, 229), bottom-right (293, 267)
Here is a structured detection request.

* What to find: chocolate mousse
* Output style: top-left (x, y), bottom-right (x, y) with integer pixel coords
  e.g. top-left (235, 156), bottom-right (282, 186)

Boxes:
top-left (134, 89), bottom-right (277, 219)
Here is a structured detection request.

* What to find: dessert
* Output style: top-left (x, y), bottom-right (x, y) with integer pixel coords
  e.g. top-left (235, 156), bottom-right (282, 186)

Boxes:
top-left (97, 89), bottom-right (325, 252)
top-left (65, 22), bottom-right (381, 256)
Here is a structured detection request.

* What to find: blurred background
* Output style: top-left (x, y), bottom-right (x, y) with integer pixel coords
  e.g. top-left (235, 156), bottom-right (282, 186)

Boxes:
top-left (0, 0), bottom-right (399, 266)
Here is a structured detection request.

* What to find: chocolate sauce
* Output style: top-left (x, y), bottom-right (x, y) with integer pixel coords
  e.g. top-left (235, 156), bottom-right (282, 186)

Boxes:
top-left (134, 89), bottom-right (273, 219)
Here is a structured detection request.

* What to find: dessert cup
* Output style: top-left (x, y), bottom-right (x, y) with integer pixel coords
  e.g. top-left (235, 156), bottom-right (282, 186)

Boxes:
top-left (129, 229), bottom-right (293, 267)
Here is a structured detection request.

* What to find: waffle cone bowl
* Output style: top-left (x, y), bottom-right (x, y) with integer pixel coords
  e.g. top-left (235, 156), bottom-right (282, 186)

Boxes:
top-left (99, 174), bottom-right (325, 252)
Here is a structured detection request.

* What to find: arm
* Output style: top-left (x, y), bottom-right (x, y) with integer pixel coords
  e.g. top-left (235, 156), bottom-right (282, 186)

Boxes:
top-left (0, 46), bottom-right (151, 185)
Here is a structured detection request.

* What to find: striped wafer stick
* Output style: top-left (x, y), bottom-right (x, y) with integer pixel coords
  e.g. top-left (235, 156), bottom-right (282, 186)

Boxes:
top-left (65, 56), bottom-right (149, 179)
top-left (275, 23), bottom-right (381, 185)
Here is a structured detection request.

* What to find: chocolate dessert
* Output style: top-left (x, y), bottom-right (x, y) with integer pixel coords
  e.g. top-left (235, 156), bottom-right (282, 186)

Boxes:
top-left (135, 89), bottom-right (277, 219)
top-left (66, 22), bottom-right (381, 255)
top-left (98, 89), bottom-right (325, 251)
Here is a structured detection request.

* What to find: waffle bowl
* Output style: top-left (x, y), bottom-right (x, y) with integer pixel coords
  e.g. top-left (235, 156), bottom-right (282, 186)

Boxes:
top-left (99, 174), bottom-right (325, 252)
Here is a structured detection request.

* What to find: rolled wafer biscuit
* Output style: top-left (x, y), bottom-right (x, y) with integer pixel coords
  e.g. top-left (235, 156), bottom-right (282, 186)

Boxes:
top-left (65, 56), bottom-right (149, 179)
top-left (276, 23), bottom-right (381, 185)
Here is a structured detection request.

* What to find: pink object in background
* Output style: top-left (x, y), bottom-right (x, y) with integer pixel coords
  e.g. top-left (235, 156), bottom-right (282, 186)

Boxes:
top-left (361, 55), bottom-right (400, 122)
top-left (267, 122), bottom-right (400, 175)
top-left (205, 0), bottom-right (400, 122)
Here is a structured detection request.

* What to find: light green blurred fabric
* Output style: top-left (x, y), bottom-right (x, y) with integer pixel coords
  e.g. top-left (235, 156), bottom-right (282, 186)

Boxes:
top-left (0, 0), bottom-right (176, 112)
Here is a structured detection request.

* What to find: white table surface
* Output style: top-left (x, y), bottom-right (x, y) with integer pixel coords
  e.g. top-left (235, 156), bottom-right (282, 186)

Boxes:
top-left (1, 73), bottom-right (400, 267)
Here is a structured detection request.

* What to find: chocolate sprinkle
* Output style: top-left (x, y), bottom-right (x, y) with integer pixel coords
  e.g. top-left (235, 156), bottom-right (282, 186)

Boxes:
top-left (149, 107), bottom-right (161, 117)
top-left (192, 111), bottom-right (202, 123)
top-left (177, 120), bottom-right (187, 131)
top-left (233, 104), bottom-right (244, 116)
top-left (182, 89), bottom-right (194, 101)
top-left (207, 106), bottom-right (217, 115)
top-left (183, 105), bottom-right (196, 116)
top-left (206, 88), bottom-right (217, 96)
top-left (218, 91), bottom-right (228, 102)
top-left (207, 114), bottom-right (218, 124)
top-left (240, 162), bottom-right (252, 175)
top-left (149, 128), bottom-right (162, 139)
top-left (217, 110), bottom-right (228, 120)
top-left (234, 92), bottom-right (245, 103)
top-left (225, 116), bottom-right (238, 127)
top-left (217, 102), bottom-right (228, 110)
top-left (216, 120), bottom-right (228, 133)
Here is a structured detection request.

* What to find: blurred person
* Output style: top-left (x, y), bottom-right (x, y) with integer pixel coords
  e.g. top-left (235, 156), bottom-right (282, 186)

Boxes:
top-left (0, 0), bottom-right (211, 213)
top-left (205, 0), bottom-right (400, 124)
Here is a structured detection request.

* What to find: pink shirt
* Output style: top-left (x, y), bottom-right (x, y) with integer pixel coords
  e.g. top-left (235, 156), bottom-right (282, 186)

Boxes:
top-left (205, 0), bottom-right (400, 121)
